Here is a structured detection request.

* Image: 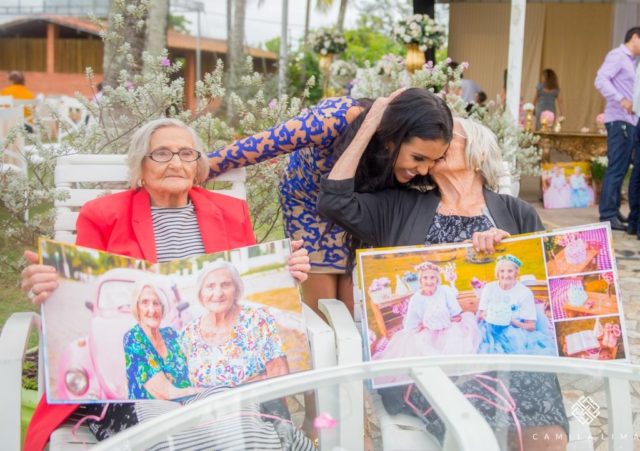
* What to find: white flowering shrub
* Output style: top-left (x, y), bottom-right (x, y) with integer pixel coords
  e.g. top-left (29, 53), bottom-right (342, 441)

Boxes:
top-left (329, 59), bottom-right (358, 90)
top-left (0, 11), bottom-right (313, 275)
top-left (392, 14), bottom-right (446, 51)
top-left (308, 28), bottom-right (347, 56)
top-left (468, 104), bottom-right (541, 177)
top-left (350, 55), bottom-right (407, 98)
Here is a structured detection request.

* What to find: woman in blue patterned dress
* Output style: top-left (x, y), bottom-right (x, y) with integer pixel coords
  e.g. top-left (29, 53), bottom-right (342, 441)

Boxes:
top-left (123, 280), bottom-right (196, 400)
top-left (207, 88), bottom-right (453, 315)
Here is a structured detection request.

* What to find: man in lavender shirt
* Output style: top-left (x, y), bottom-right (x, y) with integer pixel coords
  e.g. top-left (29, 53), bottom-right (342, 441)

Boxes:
top-left (595, 27), bottom-right (640, 236)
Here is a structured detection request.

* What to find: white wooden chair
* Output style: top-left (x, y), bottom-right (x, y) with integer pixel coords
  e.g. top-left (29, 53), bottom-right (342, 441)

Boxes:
top-left (0, 106), bottom-right (26, 174)
top-left (0, 155), bottom-right (354, 451)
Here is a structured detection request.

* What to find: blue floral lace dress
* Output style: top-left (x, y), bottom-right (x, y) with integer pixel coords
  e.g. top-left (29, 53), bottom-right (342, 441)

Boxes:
top-left (208, 97), bottom-right (358, 273)
top-left (380, 211), bottom-right (569, 443)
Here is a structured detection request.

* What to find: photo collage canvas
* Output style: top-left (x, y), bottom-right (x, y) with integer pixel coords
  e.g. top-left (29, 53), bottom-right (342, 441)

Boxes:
top-left (357, 223), bottom-right (627, 388)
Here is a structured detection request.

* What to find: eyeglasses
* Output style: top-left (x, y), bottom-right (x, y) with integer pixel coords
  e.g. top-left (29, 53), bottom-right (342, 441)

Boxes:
top-left (146, 148), bottom-right (201, 163)
top-left (452, 131), bottom-right (467, 140)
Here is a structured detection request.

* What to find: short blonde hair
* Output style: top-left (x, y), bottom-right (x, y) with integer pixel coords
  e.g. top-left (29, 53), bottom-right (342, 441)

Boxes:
top-left (455, 117), bottom-right (504, 191)
top-left (130, 281), bottom-right (168, 322)
top-left (127, 118), bottom-right (210, 188)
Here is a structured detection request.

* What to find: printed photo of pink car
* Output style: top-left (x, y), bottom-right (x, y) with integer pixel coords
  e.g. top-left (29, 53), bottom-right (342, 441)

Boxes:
top-left (54, 268), bottom-right (190, 401)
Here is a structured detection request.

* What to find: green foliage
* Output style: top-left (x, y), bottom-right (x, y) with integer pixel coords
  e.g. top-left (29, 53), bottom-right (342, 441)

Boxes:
top-left (264, 36), bottom-right (280, 54)
top-left (343, 27), bottom-right (406, 66)
top-left (435, 46), bottom-right (448, 64)
top-left (283, 48), bottom-right (323, 104)
top-left (590, 156), bottom-right (608, 182)
top-left (168, 14), bottom-right (191, 33)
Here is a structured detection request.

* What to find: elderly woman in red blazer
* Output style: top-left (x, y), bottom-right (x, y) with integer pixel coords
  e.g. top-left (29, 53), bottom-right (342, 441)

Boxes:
top-left (20, 118), bottom-right (310, 450)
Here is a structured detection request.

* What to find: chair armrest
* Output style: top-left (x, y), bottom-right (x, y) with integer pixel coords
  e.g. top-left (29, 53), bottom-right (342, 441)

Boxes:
top-left (318, 298), bottom-right (362, 365)
top-left (318, 299), bottom-right (364, 451)
top-left (302, 303), bottom-right (336, 369)
top-left (412, 367), bottom-right (500, 451)
top-left (0, 312), bottom-right (42, 451)
top-left (605, 377), bottom-right (633, 451)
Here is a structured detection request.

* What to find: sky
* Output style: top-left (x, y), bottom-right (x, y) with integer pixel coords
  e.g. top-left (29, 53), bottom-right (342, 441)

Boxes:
top-left (179, 1), bottom-right (361, 49)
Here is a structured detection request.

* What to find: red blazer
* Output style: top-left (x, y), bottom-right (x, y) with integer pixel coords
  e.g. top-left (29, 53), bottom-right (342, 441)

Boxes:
top-left (25, 187), bottom-right (256, 451)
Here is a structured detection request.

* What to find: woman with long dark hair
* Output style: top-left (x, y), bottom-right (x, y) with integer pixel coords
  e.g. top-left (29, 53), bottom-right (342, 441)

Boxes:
top-left (207, 88), bottom-right (453, 316)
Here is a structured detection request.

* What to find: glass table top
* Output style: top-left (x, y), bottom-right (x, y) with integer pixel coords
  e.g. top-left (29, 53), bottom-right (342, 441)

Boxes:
top-left (91, 356), bottom-right (640, 451)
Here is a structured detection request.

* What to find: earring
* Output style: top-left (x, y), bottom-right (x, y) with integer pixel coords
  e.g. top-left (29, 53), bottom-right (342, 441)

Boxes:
top-left (138, 179), bottom-right (145, 187)
top-left (474, 167), bottom-right (480, 172)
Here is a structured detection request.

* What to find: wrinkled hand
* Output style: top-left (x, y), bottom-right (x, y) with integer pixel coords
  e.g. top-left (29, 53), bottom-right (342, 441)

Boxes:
top-left (288, 240), bottom-right (311, 283)
top-left (471, 227), bottom-right (510, 254)
top-left (20, 250), bottom-right (58, 305)
top-left (362, 88), bottom-right (406, 131)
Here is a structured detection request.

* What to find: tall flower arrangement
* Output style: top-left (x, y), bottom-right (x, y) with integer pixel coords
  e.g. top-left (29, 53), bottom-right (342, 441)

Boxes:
top-left (392, 14), bottom-right (446, 52)
top-left (308, 28), bottom-right (347, 56)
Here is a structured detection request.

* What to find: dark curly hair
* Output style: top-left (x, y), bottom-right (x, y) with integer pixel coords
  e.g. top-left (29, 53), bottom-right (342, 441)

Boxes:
top-left (328, 88), bottom-right (453, 272)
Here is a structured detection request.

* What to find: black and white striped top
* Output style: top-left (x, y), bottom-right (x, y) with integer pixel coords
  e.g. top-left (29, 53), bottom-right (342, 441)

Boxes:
top-left (151, 202), bottom-right (205, 262)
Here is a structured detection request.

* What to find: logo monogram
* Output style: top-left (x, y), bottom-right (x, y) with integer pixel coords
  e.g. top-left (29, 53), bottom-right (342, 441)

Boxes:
top-left (571, 396), bottom-right (600, 425)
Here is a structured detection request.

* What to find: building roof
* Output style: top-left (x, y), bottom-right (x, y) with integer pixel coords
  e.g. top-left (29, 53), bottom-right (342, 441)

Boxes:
top-left (0, 15), bottom-right (277, 60)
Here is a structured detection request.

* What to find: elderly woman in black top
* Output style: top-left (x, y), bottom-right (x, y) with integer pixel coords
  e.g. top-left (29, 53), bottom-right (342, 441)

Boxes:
top-left (318, 96), bottom-right (568, 450)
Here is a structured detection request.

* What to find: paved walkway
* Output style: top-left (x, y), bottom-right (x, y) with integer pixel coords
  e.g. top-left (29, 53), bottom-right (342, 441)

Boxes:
top-left (525, 178), bottom-right (640, 450)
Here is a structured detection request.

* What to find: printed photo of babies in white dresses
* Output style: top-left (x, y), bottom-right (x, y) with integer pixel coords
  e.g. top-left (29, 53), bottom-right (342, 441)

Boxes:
top-left (541, 162), bottom-right (595, 209)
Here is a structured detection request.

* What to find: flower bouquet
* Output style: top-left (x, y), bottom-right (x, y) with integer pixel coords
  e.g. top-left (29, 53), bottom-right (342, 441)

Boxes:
top-left (307, 28), bottom-right (347, 56)
top-left (540, 110), bottom-right (555, 131)
top-left (392, 14), bottom-right (446, 52)
top-left (369, 277), bottom-right (392, 303)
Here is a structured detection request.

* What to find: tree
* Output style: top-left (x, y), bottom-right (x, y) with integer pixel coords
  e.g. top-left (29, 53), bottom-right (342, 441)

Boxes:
top-left (168, 14), bottom-right (191, 33)
top-left (102, 0), bottom-right (148, 88)
top-left (144, 0), bottom-right (169, 76)
top-left (227, 0), bottom-right (247, 92)
top-left (336, 0), bottom-right (348, 32)
top-left (343, 26), bottom-right (405, 66)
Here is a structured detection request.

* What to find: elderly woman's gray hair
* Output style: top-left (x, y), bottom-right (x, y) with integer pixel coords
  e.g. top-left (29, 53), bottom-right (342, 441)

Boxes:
top-left (455, 117), bottom-right (504, 190)
top-left (127, 118), bottom-right (210, 188)
top-left (196, 260), bottom-right (244, 304)
top-left (130, 280), bottom-right (168, 322)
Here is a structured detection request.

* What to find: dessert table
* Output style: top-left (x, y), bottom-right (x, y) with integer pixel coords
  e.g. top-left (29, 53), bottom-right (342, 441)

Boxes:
top-left (563, 292), bottom-right (619, 317)
top-left (546, 247), bottom-right (599, 276)
top-left (535, 131), bottom-right (607, 162)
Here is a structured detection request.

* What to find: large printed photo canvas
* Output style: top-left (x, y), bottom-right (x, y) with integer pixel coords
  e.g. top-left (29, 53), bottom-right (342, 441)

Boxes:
top-left (40, 238), bottom-right (311, 403)
top-left (357, 224), bottom-right (628, 389)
